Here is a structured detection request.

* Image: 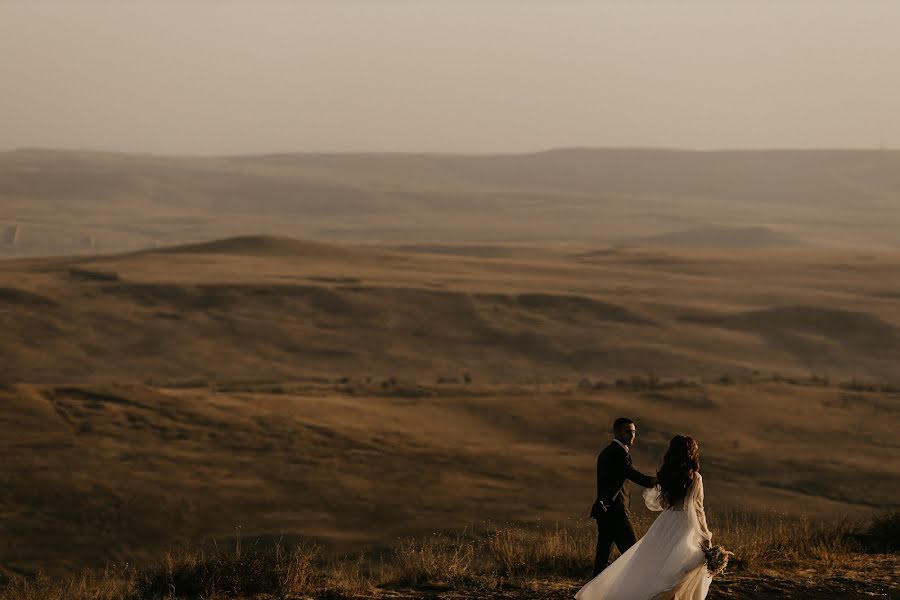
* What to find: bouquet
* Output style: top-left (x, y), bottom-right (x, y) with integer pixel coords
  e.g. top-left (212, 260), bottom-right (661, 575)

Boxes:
top-left (704, 545), bottom-right (734, 577)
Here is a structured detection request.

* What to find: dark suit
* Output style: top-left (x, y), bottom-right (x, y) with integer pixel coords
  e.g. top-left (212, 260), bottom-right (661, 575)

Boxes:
top-left (590, 441), bottom-right (656, 576)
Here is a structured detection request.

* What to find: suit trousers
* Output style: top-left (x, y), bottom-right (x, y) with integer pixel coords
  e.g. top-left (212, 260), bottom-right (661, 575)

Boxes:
top-left (593, 508), bottom-right (638, 576)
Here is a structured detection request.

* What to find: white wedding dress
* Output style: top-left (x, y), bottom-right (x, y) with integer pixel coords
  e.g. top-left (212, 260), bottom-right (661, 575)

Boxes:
top-left (576, 473), bottom-right (713, 600)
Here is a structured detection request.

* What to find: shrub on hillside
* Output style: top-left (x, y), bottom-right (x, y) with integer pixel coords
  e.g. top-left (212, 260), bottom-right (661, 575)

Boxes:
top-left (861, 511), bottom-right (900, 553)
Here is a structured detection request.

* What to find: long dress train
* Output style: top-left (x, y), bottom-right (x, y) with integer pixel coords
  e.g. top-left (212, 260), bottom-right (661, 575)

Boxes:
top-left (575, 472), bottom-right (713, 600)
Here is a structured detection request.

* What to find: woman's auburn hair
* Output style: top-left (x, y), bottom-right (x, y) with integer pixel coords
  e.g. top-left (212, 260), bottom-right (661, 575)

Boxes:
top-left (656, 435), bottom-right (700, 509)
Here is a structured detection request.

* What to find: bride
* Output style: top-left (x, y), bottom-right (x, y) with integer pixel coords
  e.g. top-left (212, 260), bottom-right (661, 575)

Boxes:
top-left (576, 435), bottom-right (713, 600)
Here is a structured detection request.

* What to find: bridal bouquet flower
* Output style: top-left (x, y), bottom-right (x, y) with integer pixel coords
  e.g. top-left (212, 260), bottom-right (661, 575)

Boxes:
top-left (704, 545), bottom-right (734, 577)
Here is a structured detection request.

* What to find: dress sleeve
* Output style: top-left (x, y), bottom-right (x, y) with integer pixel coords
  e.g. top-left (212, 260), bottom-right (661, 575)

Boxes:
top-left (643, 485), bottom-right (665, 512)
top-left (692, 473), bottom-right (712, 542)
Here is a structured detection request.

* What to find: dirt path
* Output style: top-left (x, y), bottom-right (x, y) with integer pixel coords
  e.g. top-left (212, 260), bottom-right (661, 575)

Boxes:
top-left (309, 555), bottom-right (899, 599)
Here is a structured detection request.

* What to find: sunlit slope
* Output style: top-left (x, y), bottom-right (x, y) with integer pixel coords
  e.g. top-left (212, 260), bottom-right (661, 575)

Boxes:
top-left (1, 380), bottom-right (896, 579)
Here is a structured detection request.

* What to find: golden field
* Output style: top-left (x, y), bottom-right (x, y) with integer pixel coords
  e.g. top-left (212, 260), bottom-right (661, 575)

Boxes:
top-left (1, 150), bottom-right (897, 597)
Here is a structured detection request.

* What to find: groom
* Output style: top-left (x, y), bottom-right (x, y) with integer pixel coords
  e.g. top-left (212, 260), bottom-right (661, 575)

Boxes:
top-left (590, 417), bottom-right (657, 576)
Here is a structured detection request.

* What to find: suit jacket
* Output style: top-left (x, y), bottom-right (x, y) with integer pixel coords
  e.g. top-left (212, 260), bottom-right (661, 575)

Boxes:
top-left (590, 441), bottom-right (656, 519)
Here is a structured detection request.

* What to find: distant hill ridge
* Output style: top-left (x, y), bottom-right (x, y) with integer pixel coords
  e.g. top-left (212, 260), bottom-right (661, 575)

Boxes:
top-left (2, 147), bottom-right (900, 256)
top-left (629, 226), bottom-right (799, 249)
top-left (149, 235), bottom-right (360, 260)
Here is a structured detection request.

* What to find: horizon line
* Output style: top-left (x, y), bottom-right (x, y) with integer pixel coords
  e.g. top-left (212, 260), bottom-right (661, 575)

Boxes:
top-left (3, 145), bottom-right (899, 160)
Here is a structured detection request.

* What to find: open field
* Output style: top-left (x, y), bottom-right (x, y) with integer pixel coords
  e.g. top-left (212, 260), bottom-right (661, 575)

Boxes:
top-left (1, 150), bottom-right (899, 596)
top-left (4, 236), bottom-right (900, 385)
top-left (4, 376), bottom-right (899, 576)
top-left (1, 236), bottom-right (898, 582)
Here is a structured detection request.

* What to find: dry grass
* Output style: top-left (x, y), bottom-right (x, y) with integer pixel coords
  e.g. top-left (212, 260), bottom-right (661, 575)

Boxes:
top-left (705, 511), bottom-right (862, 570)
top-left (3, 511), bottom-right (891, 600)
top-left (0, 568), bottom-right (135, 600)
top-left (132, 539), bottom-right (324, 599)
top-left (485, 522), bottom-right (597, 580)
top-left (385, 532), bottom-right (476, 587)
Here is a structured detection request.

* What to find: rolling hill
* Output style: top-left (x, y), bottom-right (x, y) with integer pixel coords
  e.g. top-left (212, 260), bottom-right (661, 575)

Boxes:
top-left (3, 148), bottom-right (900, 257)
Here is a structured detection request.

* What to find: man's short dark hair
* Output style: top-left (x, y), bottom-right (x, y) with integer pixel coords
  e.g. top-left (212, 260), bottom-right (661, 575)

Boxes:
top-left (613, 417), bottom-right (634, 432)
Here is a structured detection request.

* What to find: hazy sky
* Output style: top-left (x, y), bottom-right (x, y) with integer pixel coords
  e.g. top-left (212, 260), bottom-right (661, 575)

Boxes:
top-left (1, 1), bottom-right (899, 154)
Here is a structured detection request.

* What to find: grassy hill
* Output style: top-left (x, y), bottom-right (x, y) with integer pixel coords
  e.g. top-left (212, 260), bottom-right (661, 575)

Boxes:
top-left (0, 235), bottom-right (898, 579)
top-left (2, 145), bottom-right (899, 599)
top-left (3, 236), bottom-right (900, 385)
top-left (1, 377), bottom-right (897, 583)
